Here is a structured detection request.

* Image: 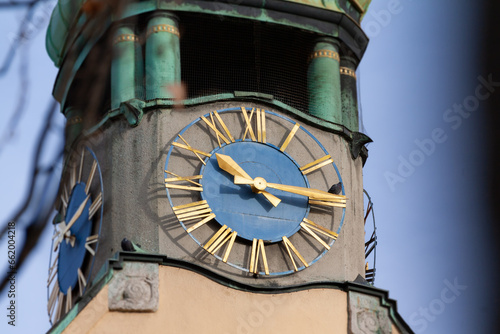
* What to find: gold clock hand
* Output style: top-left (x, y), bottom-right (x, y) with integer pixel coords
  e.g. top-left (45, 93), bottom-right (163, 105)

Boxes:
top-left (254, 190), bottom-right (281, 207)
top-left (215, 154), bottom-right (281, 207)
top-left (53, 194), bottom-right (90, 251)
top-left (216, 153), bottom-right (252, 179)
top-left (266, 182), bottom-right (346, 202)
top-left (234, 176), bottom-right (346, 203)
top-left (233, 175), bottom-right (254, 185)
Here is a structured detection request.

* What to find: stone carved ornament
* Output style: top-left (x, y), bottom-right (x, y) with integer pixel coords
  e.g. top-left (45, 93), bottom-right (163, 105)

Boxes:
top-left (349, 291), bottom-right (391, 334)
top-left (108, 262), bottom-right (159, 312)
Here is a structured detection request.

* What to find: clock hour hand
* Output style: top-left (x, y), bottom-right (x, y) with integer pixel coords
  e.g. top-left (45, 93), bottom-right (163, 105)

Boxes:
top-left (215, 153), bottom-right (254, 179)
top-left (53, 194), bottom-right (90, 251)
top-left (215, 154), bottom-right (281, 207)
top-left (234, 176), bottom-right (346, 204)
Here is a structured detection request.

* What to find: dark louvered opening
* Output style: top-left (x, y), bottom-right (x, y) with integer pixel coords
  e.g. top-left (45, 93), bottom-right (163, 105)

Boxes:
top-left (179, 13), bottom-right (315, 113)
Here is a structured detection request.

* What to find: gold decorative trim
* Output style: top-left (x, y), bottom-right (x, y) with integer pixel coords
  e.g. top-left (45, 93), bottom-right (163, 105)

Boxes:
top-left (340, 67), bottom-right (357, 79)
top-left (113, 34), bottom-right (139, 44)
top-left (67, 116), bottom-right (83, 125)
top-left (309, 49), bottom-right (339, 62)
top-left (146, 24), bottom-right (180, 38)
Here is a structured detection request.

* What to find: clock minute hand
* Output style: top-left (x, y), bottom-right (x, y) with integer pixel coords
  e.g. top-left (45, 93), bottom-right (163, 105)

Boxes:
top-left (215, 154), bottom-right (281, 207)
top-left (266, 182), bottom-right (346, 202)
top-left (234, 176), bottom-right (346, 203)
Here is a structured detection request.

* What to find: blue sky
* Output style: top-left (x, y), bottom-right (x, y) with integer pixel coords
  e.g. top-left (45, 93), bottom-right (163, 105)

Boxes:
top-left (0, 0), bottom-right (497, 333)
top-left (0, 2), bottom-right (63, 333)
top-left (359, 0), bottom-right (496, 332)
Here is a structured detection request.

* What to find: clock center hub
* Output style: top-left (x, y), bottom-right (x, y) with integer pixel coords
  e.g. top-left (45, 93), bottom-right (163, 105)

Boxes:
top-left (252, 177), bottom-right (267, 192)
top-left (200, 141), bottom-right (309, 243)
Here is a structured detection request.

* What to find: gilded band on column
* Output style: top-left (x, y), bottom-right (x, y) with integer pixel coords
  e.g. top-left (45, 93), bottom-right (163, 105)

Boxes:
top-left (340, 67), bottom-right (356, 79)
top-left (113, 34), bottom-right (140, 44)
top-left (309, 49), bottom-right (340, 62)
top-left (146, 24), bottom-right (180, 38)
top-left (66, 116), bottom-right (83, 125)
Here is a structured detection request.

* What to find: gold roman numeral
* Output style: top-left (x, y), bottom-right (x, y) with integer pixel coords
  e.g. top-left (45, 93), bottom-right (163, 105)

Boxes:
top-left (282, 236), bottom-right (308, 271)
top-left (201, 111), bottom-right (234, 147)
top-left (88, 192), bottom-right (102, 219)
top-left (55, 291), bottom-right (64, 322)
top-left (241, 107), bottom-right (257, 141)
top-left (69, 165), bottom-right (77, 190)
top-left (300, 218), bottom-right (338, 250)
top-left (241, 107), bottom-right (266, 143)
top-left (48, 282), bottom-right (62, 323)
top-left (186, 214), bottom-right (216, 233)
top-left (60, 187), bottom-right (69, 216)
top-left (256, 108), bottom-right (266, 143)
top-left (78, 268), bottom-right (87, 297)
top-left (300, 155), bottom-right (334, 175)
top-left (249, 238), bottom-right (269, 275)
top-left (279, 123), bottom-right (300, 152)
top-left (222, 231), bottom-right (237, 262)
top-left (65, 286), bottom-right (72, 313)
top-left (77, 149), bottom-right (85, 183)
top-left (173, 200), bottom-right (212, 220)
top-left (203, 225), bottom-right (238, 263)
top-left (172, 201), bottom-right (216, 233)
top-left (47, 280), bottom-right (58, 315)
top-left (50, 290), bottom-right (64, 324)
top-left (47, 254), bottom-right (58, 287)
top-left (309, 196), bottom-right (346, 208)
top-left (85, 160), bottom-right (97, 195)
top-left (85, 234), bottom-right (99, 256)
top-left (172, 135), bottom-right (212, 165)
top-left (165, 170), bottom-right (203, 192)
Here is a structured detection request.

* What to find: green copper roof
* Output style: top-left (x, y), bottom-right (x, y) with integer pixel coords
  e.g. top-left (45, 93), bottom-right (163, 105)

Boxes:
top-left (286, 0), bottom-right (371, 14)
top-left (45, 0), bottom-right (372, 67)
top-left (46, 0), bottom-right (85, 67)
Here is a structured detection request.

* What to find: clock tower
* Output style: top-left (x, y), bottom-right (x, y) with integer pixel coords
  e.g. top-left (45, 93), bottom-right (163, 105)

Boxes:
top-left (45, 0), bottom-right (413, 333)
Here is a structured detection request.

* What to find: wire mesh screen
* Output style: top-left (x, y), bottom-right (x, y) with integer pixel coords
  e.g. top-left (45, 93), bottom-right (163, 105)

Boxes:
top-left (179, 13), bottom-right (315, 113)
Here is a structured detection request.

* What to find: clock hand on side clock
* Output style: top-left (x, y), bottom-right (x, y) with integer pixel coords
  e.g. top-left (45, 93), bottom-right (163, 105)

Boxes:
top-left (234, 175), bottom-right (347, 206)
top-left (215, 153), bottom-right (281, 207)
top-left (53, 194), bottom-right (91, 251)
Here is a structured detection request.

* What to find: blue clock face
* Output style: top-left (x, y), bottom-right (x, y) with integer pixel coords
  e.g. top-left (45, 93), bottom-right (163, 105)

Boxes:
top-left (200, 141), bottom-right (309, 243)
top-left (165, 106), bottom-right (346, 276)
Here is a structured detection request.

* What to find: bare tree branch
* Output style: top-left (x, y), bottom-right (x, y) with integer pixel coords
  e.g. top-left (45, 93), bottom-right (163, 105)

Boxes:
top-left (0, 44), bottom-right (29, 156)
top-left (0, 1), bottom-right (39, 75)
top-left (0, 1), bottom-right (39, 8)
top-left (0, 0), bottom-right (135, 295)
top-left (0, 99), bottom-right (61, 292)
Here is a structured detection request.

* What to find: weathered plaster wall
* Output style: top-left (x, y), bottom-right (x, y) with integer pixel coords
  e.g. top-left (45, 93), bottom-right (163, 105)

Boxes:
top-left (90, 100), bottom-right (365, 288)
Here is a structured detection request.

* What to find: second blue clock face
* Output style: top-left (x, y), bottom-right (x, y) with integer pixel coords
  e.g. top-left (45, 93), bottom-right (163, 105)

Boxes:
top-left (200, 141), bottom-right (309, 242)
top-left (48, 145), bottom-right (104, 325)
top-left (58, 182), bottom-right (92, 293)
